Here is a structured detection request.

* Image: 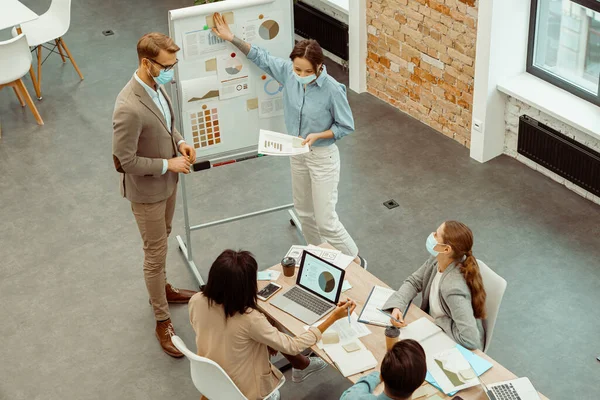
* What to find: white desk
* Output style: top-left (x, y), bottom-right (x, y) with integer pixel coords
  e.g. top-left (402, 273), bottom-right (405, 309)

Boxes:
top-left (0, 0), bottom-right (38, 31)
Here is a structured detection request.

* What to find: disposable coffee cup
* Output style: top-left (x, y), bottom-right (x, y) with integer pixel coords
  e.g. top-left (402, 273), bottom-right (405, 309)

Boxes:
top-left (281, 257), bottom-right (296, 277)
top-left (385, 326), bottom-right (400, 351)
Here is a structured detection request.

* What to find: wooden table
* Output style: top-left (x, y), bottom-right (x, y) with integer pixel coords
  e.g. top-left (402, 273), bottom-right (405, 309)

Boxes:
top-left (257, 244), bottom-right (549, 400)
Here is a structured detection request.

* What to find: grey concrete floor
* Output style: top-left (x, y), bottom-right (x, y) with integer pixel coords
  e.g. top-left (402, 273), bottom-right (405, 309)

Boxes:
top-left (1, 1), bottom-right (599, 399)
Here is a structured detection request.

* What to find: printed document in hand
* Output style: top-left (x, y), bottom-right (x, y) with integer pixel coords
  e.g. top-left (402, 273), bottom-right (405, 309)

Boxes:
top-left (305, 312), bottom-right (371, 349)
top-left (357, 286), bottom-right (397, 326)
top-left (427, 347), bottom-right (480, 394)
top-left (258, 129), bottom-right (309, 156)
top-left (323, 340), bottom-right (378, 377)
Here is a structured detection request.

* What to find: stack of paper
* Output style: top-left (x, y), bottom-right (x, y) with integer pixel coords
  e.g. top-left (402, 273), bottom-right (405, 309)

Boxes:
top-left (258, 129), bottom-right (309, 156)
top-left (305, 312), bottom-right (371, 349)
top-left (427, 347), bottom-right (480, 394)
top-left (284, 244), bottom-right (354, 270)
top-left (323, 340), bottom-right (378, 377)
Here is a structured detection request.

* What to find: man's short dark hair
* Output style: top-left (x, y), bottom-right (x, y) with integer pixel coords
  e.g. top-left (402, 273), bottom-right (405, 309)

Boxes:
top-left (381, 339), bottom-right (427, 399)
top-left (202, 249), bottom-right (258, 319)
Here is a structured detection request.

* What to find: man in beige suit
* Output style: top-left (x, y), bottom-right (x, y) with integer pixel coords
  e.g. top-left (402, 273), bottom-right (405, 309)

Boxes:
top-left (113, 33), bottom-right (197, 358)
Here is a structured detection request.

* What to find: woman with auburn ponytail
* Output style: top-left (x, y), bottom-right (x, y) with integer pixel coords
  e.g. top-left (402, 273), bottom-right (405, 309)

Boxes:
top-left (382, 221), bottom-right (487, 350)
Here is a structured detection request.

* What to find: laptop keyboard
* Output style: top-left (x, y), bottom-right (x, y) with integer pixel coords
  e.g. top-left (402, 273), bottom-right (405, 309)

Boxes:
top-left (491, 383), bottom-right (521, 400)
top-left (283, 287), bottom-right (332, 315)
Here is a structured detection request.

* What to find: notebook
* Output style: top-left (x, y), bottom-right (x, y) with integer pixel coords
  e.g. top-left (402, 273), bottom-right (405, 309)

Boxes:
top-left (323, 340), bottom-right (378, 377)
top-left (357, 285), bottom-right (397, 326)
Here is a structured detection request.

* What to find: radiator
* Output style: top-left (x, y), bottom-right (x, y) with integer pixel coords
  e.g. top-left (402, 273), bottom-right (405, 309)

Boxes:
top-left (294, 1), bottom-right (349, 61)
top-left (517, 115), bottom-right (600, 197)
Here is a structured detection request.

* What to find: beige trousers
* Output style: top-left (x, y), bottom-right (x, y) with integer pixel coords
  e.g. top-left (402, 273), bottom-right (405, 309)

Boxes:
top-left (290, 144), bottom-right (359, 257)
top-left (131, 187), bottom-right (177, 321)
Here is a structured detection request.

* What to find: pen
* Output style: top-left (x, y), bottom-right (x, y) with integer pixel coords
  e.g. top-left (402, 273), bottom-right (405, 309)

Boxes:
top-left (347, 303), bottom-right (351, 325)
top-left (376, 308), bottom-right (402, 324)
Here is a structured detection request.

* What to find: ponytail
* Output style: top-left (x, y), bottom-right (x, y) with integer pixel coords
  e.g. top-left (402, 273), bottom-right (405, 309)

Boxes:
top-left (460, 251), bottom-right (487, 319)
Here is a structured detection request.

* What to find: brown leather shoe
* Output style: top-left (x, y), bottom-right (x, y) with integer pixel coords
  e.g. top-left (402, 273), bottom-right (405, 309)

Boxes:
top-left (165, 283), bottom-right (197, 304)
top-left (155, 319), bottom-right (183, 358)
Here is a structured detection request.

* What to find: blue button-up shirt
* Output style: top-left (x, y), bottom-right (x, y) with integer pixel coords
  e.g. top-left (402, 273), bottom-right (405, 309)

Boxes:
top-left (340, 372), bottom-right (395, 400)
top-left (247, 45), bottom-right (355, 147)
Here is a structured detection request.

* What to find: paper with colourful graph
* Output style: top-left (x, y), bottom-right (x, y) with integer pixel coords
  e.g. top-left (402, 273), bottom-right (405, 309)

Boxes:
top-left (258, 129), bottom-right (308, 156)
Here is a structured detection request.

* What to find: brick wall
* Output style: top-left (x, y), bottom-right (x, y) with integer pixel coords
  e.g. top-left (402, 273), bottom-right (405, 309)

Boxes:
top-left (366, 0), bottom-right (478, 147)
top-left (504, 96), bottom-right (600, 205)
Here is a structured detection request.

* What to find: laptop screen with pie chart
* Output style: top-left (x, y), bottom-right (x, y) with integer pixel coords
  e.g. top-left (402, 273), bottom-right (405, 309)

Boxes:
top-left (297, 251), bottom-right (345, 303)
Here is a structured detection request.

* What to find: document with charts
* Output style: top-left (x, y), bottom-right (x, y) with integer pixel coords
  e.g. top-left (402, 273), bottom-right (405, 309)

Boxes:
top-left (258, 129), bottom-right (308, 156)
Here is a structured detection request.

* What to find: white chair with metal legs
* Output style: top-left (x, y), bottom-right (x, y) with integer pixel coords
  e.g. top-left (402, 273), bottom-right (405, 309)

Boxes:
top-left (171, 335), bottom-right (285, 400)
top-left (0, 34), bottom-right (44, 132)
top-left (12, 0), bottom-right (83, 100)
top-left (477, 259), bottom-right (507, 353)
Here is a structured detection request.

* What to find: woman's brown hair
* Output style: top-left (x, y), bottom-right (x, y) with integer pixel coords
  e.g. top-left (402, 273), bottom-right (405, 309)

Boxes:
top-left (381, 339), bottom-right (427, 398)
top-left (289, 39), bottom-right (324, 73)
top-left (441, 221), bottom-right (487, 319)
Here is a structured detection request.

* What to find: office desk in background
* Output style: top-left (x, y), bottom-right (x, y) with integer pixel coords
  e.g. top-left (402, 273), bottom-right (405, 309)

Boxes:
top-left (257, 244), bottom-right (549, 400)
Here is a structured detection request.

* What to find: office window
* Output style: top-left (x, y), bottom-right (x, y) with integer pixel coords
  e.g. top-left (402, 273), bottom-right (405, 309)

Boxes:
top-left (528, 0), bottom-right (600, 106)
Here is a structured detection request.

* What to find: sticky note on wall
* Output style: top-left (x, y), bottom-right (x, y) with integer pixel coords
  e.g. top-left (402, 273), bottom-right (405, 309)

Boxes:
top-left (205, 12), bottom-right (234, 29)
top-left (205, 58), bottom-right (216, 71)
top-left (247, 98), bottom-right (258, 110)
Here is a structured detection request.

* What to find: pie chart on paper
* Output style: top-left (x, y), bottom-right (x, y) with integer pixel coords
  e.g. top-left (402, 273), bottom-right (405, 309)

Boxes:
top-left (259, 20), bottom-right (279, 40)
top-left (225, 57), bottom-right (244, 75)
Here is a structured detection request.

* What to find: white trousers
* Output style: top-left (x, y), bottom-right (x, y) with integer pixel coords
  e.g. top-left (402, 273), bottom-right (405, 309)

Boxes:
top-left (290, 144), bottom-right (359, 257)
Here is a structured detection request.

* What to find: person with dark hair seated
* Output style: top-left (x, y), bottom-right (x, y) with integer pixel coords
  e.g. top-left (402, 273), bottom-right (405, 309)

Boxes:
top-left (340, 339), bottom-right (427, 400)
top-left (189, 249), bottom-right (356, 400)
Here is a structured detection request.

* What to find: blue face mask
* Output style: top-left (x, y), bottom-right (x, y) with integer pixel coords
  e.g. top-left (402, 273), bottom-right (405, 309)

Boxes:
top-left (294, 72), bottom-right (316, 85)
top-left (153, 68), bottom-right (174, 85)
top-left (426, 232), bottom-right (447, 257)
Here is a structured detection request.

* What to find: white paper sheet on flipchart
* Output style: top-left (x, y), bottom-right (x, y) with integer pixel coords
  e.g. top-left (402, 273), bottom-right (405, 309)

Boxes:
top-left (180, 76), bottom-right (220, 112)
top-left (182, 29), bottom-right (228, 61)
top-left (358, 286), bottom-right (397, 326)
top-left (304, 312), bottom-right (371, 349)
top-left (258, 129), bottom-right (309, 156)
top-left (216, 52), bottom-right (251, 100)
top-left (427, 346), bottom-right (480, 394)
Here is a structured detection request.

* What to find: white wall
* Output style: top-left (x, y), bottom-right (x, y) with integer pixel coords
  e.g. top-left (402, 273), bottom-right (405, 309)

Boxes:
top-left (349, 0), bottom-right (367, 93)
top-left (470, 0), bottom-right (531, 162)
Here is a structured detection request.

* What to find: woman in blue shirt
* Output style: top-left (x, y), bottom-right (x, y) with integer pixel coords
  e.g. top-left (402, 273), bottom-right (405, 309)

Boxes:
top-left (213, 13), bottom-right (365, 265)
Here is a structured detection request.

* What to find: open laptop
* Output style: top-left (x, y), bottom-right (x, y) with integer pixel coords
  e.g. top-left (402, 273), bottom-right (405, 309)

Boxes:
top-left (480, 377), bottom-right (540, 400)
top-left (270, 250), bottom-right (345, 325)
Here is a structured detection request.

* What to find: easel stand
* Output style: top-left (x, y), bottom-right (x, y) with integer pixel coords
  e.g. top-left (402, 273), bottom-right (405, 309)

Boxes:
top-left (175, 157), bottom-right (303, 287)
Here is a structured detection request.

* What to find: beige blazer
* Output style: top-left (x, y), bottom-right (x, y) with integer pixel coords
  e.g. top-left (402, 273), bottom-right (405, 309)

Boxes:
top-left (112, 76), bottom-right (184, 203)
top-left (189, 293), bottom-right (322, 400)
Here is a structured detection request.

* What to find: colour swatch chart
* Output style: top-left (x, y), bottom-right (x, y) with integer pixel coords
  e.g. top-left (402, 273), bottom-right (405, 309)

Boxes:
top-left (258, 74), bottom-right (284, 118)
top-left (217, 51), bottom-right (251, 100)
top-left (188, 103), bottom-right (221, 150)
top-left (241, 11), bottom-right (283, 44)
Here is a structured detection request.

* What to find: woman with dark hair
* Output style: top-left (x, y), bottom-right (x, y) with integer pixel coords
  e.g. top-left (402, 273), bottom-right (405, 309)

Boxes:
top-left (211, 13), bottom-right (366, 267)
top-left (189, 249), bottom-right (356, 400)
top-left (382, 221), bottom-right (487, 350)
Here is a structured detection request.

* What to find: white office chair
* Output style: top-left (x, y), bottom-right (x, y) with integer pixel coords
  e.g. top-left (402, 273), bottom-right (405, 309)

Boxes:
top-left (0, 34), bottom-right (44, 131)
top-left (13, 0), bottom-right (84, 99)
top-left (171, 335), bottom-right (285, 400)
top-left (477, 259), bottom-right (507, 353)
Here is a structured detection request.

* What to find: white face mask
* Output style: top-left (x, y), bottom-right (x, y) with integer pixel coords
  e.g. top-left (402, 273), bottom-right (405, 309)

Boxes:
top-left (294, 72), bottom-right (316, 85)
